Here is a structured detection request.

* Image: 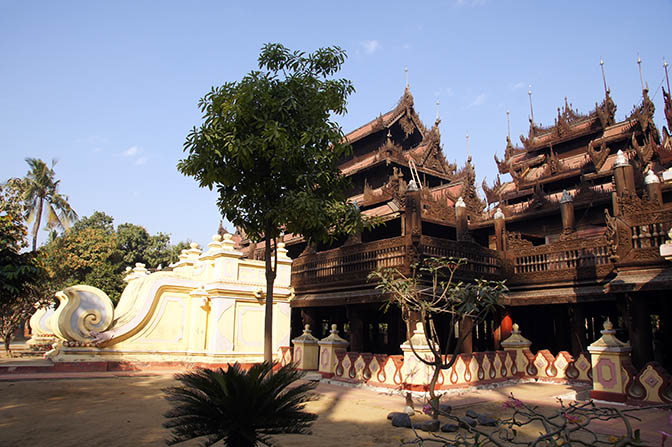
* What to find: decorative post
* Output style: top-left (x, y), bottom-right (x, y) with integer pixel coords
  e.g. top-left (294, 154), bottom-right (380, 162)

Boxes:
top-left (400, 322), bottom-right (436, 390)
top-left (612, 150), bottom-right (635, 197)
top-left (645, 169), bottom-right (662, 205)
top-left (494, 207), bottom-right (506, 251)
top-left (587, 318), bottom-right (633, 402)
top-left (501, 323), bottom-right (533, 377)
top-left (291, 324), bottom-right (319, 371)
top-left (559, 190), bottom-right (575, 234)
top-left (455, 196), bottom-right (468, 241)
top-left (318, 324), bottom-right (348, 377)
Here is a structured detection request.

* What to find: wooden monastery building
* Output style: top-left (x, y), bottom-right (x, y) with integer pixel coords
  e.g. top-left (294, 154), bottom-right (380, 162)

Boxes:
top-left (239, 69), bottom-right (672, 372)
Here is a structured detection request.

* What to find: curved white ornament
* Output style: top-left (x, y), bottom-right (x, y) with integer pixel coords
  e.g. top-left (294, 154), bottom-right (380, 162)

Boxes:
top-left (51, 285), bottom-right (114, 343)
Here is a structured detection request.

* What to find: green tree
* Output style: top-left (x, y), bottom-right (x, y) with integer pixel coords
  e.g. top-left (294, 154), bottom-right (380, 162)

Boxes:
top-left (164, 362), bottom-right (317, 447)
top-left (41, 211), bottom-right (124, 302)
top-left (0, 179), bottom-right (50, 354)
top-left (178, 43), bottom-right (362, 362)
top-left (116, 223), bottom-right (175, 268)
top-left (22, 158), bottom-right (78, 251)
top-left (41, 211), bottom-right (189, 303)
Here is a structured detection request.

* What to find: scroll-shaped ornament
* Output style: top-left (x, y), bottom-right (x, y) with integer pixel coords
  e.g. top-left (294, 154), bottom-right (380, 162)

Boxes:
top-left (51, 285), bottom-right (114, 343)
top-left (587, 139), bottom-right (609, 171)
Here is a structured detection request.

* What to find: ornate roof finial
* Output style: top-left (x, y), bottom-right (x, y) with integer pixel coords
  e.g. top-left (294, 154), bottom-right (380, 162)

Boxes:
top-left (405, 66), bottom-right (409, 89)
top-left (435, 98), bottom-right (440, 124)
top-left (506, 109), bottom-right (511, 140)
top-left (466, 132), bottom-right (471, 161)
top-left (600, 58), bottom-right (609, 95)
top-left (638, 56), bottom-right (646, 91)
top-left (528, 84), bottom-right (535, 124)
top-left (665, 58), bottom-right (670, 94)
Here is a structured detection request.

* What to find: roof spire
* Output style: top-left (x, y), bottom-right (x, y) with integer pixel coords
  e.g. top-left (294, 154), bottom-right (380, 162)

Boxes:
top-left (466, 132), bottom-right (471, 161)
top-left (506, 109), bottom-right (511, 139)
top-left (664, 58), bottom-right (670, 94)
top-left (638, 56), bottom-right (646, 91)
top-left (405, 66), bottom-right (409, 89)
top-left (435, 98), bottom-right (440, 123)
top-left (528, 84), bottom-right (535, 124)
top-left (600, 58), bottom-right (609, 95)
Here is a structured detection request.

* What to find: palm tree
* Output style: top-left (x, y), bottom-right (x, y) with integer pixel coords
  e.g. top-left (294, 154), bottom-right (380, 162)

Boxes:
top-left (163, 362), bottom-right (318, 447)
top-left (22, 158), bottom-right (78, 251)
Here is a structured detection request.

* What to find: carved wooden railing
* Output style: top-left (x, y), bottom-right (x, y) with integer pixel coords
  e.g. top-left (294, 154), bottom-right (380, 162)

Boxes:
top-left (420, 235), bottom-right (502, 279)
top-left (291, 236), bottom-right (409, 292)
top-left (506, 236), bottom-right (613, 285)
top-left (623, 209), bottom-right (672, 262)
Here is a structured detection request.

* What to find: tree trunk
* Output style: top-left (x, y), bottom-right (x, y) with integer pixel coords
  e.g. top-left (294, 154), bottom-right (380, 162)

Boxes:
top-left (31, 197), bottom-right (44, 252)
top-left (263, 224), bottom-right (277, 364)
top-left (3, 332), bottom-right (12, 357)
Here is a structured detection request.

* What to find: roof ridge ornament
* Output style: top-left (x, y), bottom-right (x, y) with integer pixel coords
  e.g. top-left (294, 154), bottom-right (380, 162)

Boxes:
top-left (600, 58), bottom-right (609, 95)
top-left (506, 109), bottom-right (511, 140)
top-left (435, 98), bottom-right (440, 125)
top-left (528, 84), bottom-right (535, 125)
top-left (638, 56), bottom-right (648, 92)
top-left (405, 66), bottom-right (409, 89)
top-left (466, 132), bottom-right (471, 161)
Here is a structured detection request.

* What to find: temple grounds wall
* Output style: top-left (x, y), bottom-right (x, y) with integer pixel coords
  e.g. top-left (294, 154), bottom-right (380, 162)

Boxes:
top-left (28, 233), bottom-right (292, 365)
top-left (284, 320), bottom-right (671, 406)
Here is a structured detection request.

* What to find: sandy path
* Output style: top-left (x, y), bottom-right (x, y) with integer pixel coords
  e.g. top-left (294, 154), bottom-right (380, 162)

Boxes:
top-left (0, 376), bottom-right (668, 446)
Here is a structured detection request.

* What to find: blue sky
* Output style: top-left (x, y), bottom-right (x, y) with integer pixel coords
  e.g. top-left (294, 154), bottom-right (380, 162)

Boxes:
top-left (1, 0), bottom-right (670, 252)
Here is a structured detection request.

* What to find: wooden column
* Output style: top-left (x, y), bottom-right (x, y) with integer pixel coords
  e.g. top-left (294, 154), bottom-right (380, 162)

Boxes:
top-left (645, 170), bottom-right (663, 205)
top-left (346, 305), bottom-right (364, 353)
top-left (627, 294), bottom-right (653, 369)
top-left (455, 197), bottom-right (468, 241)
top-left (559, 190), bottom-right (575, 234)
top-left (494, 207), bottom-right (506, 251)
top-left (569, 303), bottom-right (587, 356)
top-left (459, 316), bottom-right (473, 354)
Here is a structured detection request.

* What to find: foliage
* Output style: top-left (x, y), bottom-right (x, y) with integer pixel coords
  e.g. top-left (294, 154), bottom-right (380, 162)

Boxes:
top-left (116, 223), bottom-right (175, 269)
top-left (41, 211), bottom-right (188, 303)
top-left (41, 211), bottom-right (124, 301)
top-left (163, 362), bottom-right (317, 447)
top-left (370, 257), bottom-right (507, 407)
top-left (21, 158), bottom-right (78, 251)
top-left (403, 394), bottom-right (671, 446)
top-left (0, 179), bottom-right (51, 354)
top-left (178, 43), bottom-right (363, 361)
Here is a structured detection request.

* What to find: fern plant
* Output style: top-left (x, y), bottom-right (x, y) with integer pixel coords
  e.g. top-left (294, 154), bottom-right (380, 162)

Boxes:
top-left (164, 362), bottom-right (317, 446)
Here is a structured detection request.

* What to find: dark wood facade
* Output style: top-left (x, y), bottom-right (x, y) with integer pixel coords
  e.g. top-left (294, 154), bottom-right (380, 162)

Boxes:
top-left (243, 81), bottom-right (672, 371)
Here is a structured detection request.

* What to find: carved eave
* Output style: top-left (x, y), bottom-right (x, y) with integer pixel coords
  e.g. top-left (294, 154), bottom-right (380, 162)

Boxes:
top-left (520, 97), bottom-right (613, 152)
top-left (420, 185), bottom-right (458, 224)
top-left (343, 88), bottom-right (425, 147)
top-left (482, 174), bottom-right (502, 206)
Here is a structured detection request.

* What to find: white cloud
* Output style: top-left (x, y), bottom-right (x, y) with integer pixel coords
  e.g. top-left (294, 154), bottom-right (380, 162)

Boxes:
top-left (122, 146), bottom-right (139, 157)
top-left (468, 93), bottom-right (487, 108)
top-left (511, 81), bottom-right (526, 90)
top-left (92, 147), bottom-right (103, 153)
top-left (135, 156), bottom-right (148, 166)
top-left (402, 43), bottom-right (412, 50)
top-left (362, 40), bottom-right (380, 55)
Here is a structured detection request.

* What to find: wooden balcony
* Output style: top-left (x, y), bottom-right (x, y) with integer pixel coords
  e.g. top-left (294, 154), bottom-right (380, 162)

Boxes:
top-left (505, 235), bottom-right (614, 286)
top-left (291, 236), bottom-right (409, 294)
top-left (290, 205), bottom-right (672, 297)
top-left (291, 235), bottom-right (503, 294)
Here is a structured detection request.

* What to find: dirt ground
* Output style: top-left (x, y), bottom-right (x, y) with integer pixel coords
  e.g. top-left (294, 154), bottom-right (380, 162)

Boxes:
top-left (0, 375), bottom-right (669, 446)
